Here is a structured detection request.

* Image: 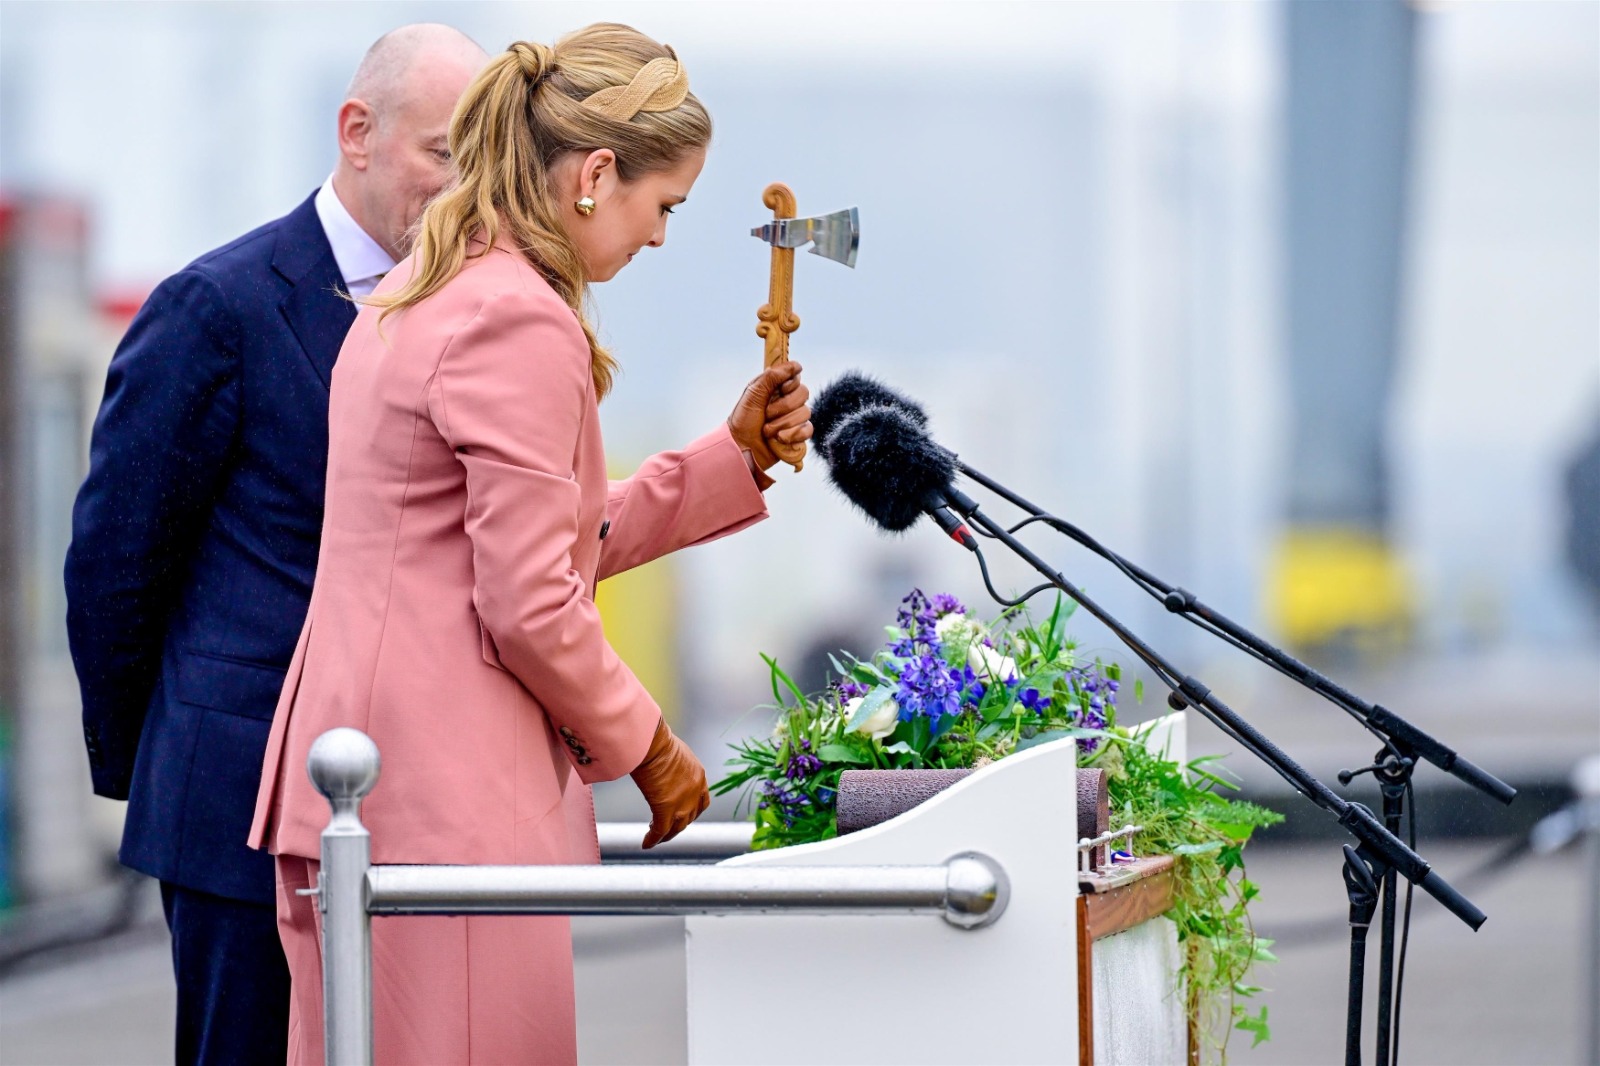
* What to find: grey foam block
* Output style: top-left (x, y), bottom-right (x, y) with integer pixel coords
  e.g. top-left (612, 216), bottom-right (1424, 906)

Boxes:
top-left (1078, 767), bottom-right (1108, 868)
top-left (833, 764), bottom-right (1110, 858)
top-left (835, 769), bottom-right (972, 834)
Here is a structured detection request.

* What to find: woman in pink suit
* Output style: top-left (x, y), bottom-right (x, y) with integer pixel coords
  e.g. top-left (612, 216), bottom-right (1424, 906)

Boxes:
top-left (249, 24), bottom-right (812, 1064)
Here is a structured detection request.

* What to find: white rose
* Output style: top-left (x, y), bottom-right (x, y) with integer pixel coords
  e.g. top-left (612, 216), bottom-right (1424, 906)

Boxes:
top-left (846, 695), bottom-right (899, 740)
top-left (935, 613), bottom-right (987, 649)
top-left (968, 643), bottom-right (1019, 684)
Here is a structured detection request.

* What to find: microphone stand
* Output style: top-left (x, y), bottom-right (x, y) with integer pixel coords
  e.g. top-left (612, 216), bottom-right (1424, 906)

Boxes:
top-left (953, 463), bottom-right (1516, 806)
top-left (947, 462), bottom-right (1518, 1064)
top-left (934, 482), bottom-right (1488, 1066)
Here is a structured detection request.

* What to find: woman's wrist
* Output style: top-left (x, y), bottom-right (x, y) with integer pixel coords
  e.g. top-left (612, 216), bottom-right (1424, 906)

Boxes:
top-left (741, 448), bottom-right (776, 492)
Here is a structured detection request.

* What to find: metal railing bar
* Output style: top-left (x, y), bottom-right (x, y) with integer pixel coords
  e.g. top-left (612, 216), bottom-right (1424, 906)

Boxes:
top-left (364, 853), bottom-right (1007, 929)
top-left (596, 821), bottom-right (754, 862)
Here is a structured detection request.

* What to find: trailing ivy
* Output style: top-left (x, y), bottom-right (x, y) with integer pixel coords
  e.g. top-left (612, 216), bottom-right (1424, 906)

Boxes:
top-left (1095, 728), bottom-right (1283, 1058)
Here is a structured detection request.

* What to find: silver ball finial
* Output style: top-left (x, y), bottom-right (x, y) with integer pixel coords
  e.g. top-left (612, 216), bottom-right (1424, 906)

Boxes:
top-left (307, 728), bottom-right (381, 804)
top-left (942, 851), bottom-right (1009, 930)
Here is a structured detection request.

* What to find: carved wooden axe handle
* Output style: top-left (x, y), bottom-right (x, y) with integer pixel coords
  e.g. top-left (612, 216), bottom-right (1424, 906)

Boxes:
top-left (754, 182), bottom-right (806, 472)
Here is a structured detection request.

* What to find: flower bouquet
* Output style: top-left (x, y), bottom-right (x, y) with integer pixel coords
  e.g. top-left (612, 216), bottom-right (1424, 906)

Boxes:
top-left (714, 589), bottom-right (1284, 1060)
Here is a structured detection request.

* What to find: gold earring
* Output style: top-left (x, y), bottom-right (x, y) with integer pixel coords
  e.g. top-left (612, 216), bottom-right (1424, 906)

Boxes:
top-left (575, 196), bottom-right (596, 217)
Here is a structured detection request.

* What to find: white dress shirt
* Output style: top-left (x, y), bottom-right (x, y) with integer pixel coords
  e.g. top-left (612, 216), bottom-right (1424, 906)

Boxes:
top-left (314, 177), bottom-right (396, 298)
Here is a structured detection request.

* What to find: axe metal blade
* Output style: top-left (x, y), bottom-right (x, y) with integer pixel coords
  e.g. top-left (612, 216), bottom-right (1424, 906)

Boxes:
top-left (749, 207), bottom-right (859, 268)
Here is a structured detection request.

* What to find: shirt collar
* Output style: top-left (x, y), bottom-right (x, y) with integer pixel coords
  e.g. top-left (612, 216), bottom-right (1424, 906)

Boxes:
top-left (314, 176), bottom-right (397, 289)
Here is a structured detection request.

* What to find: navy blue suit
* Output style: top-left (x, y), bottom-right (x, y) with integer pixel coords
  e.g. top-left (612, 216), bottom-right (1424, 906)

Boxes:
top-left (65, 192), bottom-right (354, 1064)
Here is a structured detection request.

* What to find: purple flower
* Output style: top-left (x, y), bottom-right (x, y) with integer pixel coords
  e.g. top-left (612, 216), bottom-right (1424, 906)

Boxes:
top-left (1075, 706), bottom-right (1107, 754)
top-left (1019, 687), bottom-right (1051, 714)
top-left (930, 593), bottom-right (965, 618)
top-left (785, 751), bottom-right (823, 780)
top-left (956, 665), bottom-right (986, 705)
top-left (760, 780), bottom-right (815, 826)
top-left (895, 651), bottom-right (964, 723)
top-left (888, 589), bottom-right (946, 662)
top-left (888, 634), bottom-right (920, 658)
top-left (835, 679), bottom-right (870, 702)
top-left (895, 589), bottom-right (939, 633)
top-left (784, 740), bottom-right (823, 781)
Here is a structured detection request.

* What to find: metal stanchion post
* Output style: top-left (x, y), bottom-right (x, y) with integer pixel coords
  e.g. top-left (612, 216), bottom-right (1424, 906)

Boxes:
top-left (307, 729), bottom-right (381, 1066)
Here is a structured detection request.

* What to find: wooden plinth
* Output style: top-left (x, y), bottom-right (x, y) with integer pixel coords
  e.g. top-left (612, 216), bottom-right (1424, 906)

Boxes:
top-left (1075, 855), bottom-right (1185, 1066)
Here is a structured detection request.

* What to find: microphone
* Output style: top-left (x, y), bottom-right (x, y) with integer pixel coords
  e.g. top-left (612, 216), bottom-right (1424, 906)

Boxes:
top-left (810, 371), bottom-right (928, 465)
top-left (813, 394), bottom-right (975, 549)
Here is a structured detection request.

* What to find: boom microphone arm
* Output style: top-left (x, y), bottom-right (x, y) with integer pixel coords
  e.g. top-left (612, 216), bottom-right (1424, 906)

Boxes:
top-left (809, 371), bottom-right (1513, 807)
top-left (949, 462), bottom-right (1516, 807)
top-left (807, 375), bottom-right (1486, 932)
top-left (951, 495), bottom-right (1486, 932)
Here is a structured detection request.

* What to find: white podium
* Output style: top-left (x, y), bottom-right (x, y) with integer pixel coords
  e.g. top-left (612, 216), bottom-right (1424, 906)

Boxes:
top-left (304, 719), bottom-right (1189, 1065)
top-left (682, 716), bottom-right (1189, 1066)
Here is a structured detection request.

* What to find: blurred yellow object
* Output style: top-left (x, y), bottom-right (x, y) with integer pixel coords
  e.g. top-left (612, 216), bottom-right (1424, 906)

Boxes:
top-left (593, 465), bottom-right (682, 729)
top-left (1267, 527), bottom-right (1416, 653)
top-left (595, 556), bottom-right (681, 727)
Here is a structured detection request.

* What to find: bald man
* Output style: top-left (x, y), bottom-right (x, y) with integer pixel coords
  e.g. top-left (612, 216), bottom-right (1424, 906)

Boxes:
top-left (65, 25), bottom-right (487, 1065)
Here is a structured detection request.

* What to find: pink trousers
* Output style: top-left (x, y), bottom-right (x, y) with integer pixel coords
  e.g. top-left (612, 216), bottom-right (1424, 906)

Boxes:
top-left (275, 856), bottom-right (578, 1065)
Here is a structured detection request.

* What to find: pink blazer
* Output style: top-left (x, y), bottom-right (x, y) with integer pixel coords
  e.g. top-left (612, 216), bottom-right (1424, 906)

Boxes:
top-left (249, 243), bottom-right (767, 867)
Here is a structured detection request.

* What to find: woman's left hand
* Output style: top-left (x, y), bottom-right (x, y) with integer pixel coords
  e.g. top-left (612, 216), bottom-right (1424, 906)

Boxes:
top-left (728, 361), bottom-right (812, 479)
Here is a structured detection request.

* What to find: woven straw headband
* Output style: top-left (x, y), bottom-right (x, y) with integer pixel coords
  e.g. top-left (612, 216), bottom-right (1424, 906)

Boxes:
top-left (580, 56), bottom-right (690, 122)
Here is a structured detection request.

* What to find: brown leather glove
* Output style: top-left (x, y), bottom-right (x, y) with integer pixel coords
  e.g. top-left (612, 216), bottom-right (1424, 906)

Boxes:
top-left (630, 717), bottom-right (710, 849)
top-left (727, 361), bottom-right (813, 477)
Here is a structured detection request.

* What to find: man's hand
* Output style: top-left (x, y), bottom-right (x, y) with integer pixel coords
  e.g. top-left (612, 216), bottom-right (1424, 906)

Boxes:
top-left (728, 361), bottom-right (813, 477)
top-left (630, 717), bottom-right (710, 849)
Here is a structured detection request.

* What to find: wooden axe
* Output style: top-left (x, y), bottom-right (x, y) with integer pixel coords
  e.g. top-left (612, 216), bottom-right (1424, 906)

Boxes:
top-left (751, 183), bottom-right (859, 471)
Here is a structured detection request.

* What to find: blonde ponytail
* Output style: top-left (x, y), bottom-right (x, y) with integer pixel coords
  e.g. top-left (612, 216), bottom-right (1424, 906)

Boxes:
top-left (367, 23), bottom-right (712, 400)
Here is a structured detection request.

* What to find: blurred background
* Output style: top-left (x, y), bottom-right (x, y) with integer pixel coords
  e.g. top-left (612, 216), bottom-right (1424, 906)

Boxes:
top-left (0, 1), bottom-right (1595, 1063)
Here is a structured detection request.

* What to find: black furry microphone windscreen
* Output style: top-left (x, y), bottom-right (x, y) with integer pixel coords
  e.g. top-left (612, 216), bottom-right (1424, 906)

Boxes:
top-left (816, 402), bottom-right (954, 532)
top-left (810, 372), bottom-right (929, 464)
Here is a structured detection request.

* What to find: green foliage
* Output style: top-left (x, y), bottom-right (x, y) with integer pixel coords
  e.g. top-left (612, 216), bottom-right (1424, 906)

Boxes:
top-left (713, 592), bottom-right (1281, 1061)
top-left (1235, 1005), bottom-right (1272, 1048)
top-left (1091, 725), bottom-right (1283, 1060)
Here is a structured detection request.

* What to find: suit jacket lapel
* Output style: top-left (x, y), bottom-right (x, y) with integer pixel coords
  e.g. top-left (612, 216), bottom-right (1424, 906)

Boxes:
top-left (280, 273), bottom-right (356, 389)
top-left (272, 193), bottom-right (358, 390)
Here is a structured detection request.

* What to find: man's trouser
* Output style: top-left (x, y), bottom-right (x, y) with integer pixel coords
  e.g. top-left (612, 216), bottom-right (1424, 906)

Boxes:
top-left (161, 880), bottom-right (290, 1066)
